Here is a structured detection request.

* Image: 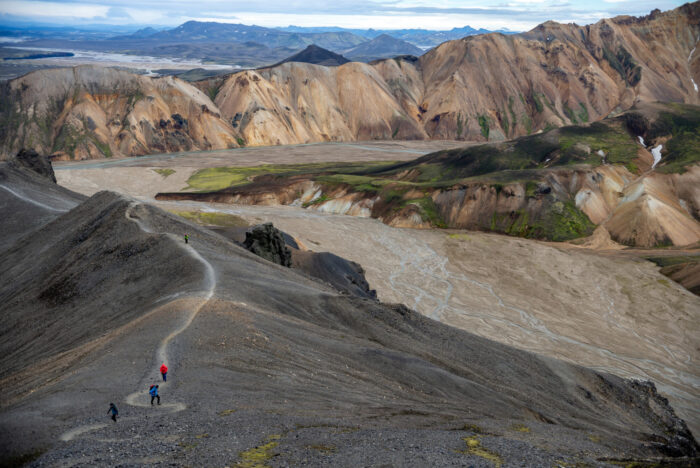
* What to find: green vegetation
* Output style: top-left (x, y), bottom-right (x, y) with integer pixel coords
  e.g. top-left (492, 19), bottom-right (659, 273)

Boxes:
top-left (456, 112), bottom-right (465, 138)
top-left (577, 103), bottom-right (589, 123)
top-left (478, 115), bottom-right (490, 139)
top-left (457, 436), bottom-right (503, 468)
top-left (647, 104), bottom-right (700, 173)
top-left (490, 201), bottom-right (595, 241)
top-left (302, 194), bottom-right (330, 207)
top-left (531, 92), bottom-right (544, 113)
top-left (154, 168), bottom-right (176, 178)
top-left (508, 96), bottom-right (517, 131)
top-left (510, 424), bottom-right (531, 433)
top-left (558, 121), bottom-right (639, 168)
top-left (500, 109), bottom-right (509, 135)
top-left (563, 102), bottom-right (577, 124)
top-left (51, 123), bottom-right (112, 159)
top-left (170, 210), bottom-right (248, 227)
top-left (237, 137), bottom-right (246, 147)
top-left (410, 196), bottom-right (447, 228)
top-left (186, 161), bottom-right (397, 192)
top-left (206, 83), bottom-right (223, 102)
top-left (235, 434), bottom-right (280, 468)
top-left (603, 46), bottom-right (642, 86)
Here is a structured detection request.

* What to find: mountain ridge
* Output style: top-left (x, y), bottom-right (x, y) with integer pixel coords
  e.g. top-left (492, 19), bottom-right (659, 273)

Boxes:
top-left (1, 3), bottom-right (698, 157)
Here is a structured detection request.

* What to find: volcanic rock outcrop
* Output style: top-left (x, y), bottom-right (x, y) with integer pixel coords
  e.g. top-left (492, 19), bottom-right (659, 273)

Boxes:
top-left (243, 222), bottom-right (292, 267)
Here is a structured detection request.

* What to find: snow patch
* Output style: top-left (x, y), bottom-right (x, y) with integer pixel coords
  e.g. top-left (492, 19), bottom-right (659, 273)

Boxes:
top-left (638, 136), bottom-right (645, 147)
top-left (651, 144), bottom-right (663, 169)
top-left (692, 78), bottom-right (698, 93)
top-left (689, 47), bottom-right (696, 62)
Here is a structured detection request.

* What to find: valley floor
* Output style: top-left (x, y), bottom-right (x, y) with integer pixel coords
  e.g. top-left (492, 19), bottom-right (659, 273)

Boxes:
top-left (54, 144), bottom-right (700, 437)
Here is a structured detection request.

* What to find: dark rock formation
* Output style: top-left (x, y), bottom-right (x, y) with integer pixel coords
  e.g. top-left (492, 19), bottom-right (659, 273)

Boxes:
top-left (10, 149), bottom-right (57, 183)
top-left (291, 250), bottom-right (377, 300)
top-left (243, 222), bottom-right (292, 267)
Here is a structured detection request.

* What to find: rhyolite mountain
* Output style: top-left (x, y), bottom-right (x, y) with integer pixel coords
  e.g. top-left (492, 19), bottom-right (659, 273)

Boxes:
top-left (1, 3), bottom-right (698, 157)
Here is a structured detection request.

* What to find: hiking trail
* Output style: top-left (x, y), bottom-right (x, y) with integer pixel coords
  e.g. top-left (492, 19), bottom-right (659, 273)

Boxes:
top-left (59, 201), bottom-right (217, 441)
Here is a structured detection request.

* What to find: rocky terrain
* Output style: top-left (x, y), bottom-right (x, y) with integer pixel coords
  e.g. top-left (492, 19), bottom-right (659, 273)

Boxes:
top-left (156, 103), bottom-right (700, 247)
top-left (0, 152), bottom-right (698, 466)
top-left (2, 3), bottom-right (699, 158)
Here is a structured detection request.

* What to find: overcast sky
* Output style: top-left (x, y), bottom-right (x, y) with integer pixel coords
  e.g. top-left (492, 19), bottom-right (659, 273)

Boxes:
top-left (0, 0), bottom-right (689, 31)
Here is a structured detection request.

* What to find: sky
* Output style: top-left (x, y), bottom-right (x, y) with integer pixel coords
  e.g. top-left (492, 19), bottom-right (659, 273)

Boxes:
top-left (0, 0), bottom-right (689, 31)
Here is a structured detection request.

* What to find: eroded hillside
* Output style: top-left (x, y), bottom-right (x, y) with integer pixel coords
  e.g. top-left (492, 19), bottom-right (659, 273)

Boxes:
top-left (0, 66), bottom-right (237, 159)
top-left (157, 103), bottom-right (700, 247)
top-left (1, 3), bottom-right (699, 158)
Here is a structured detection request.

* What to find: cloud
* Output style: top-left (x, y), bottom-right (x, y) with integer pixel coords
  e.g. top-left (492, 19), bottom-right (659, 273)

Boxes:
top-left (0, 1), bottom-right (110, 19)
top-left (0, 0), bottom-right (687, 29)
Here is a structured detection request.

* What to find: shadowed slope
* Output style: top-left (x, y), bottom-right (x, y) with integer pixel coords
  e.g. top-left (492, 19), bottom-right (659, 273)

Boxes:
top-left (0, 189), bottom-right (697, 464)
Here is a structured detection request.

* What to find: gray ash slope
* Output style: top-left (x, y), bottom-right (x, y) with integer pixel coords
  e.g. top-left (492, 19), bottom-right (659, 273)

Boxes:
top-left (0, 157), bottom-right (697, 466)
top-left (0, 149), bottom-right (84, 251)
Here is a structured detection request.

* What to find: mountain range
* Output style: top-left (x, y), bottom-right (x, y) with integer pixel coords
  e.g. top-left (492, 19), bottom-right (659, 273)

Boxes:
top-left (2, 2), bottom-right (697, 158)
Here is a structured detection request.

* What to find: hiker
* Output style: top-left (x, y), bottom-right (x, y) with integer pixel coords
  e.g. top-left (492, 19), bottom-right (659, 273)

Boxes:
top-left (184, 234), bottom-right (189, 244)
top-left (149, 384), bottom-right (160, 405)
top-left (107, 403), bottom-right (118, 422)
top-left (160, 363), bottom-right (168, 382)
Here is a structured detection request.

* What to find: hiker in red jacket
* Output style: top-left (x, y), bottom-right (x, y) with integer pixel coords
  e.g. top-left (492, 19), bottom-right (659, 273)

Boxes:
top-left (160, 363), bottom-right (168, 382)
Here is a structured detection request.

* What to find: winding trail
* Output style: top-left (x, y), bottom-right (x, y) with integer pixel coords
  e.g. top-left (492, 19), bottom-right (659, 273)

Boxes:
top-left (123, 202), bottom-right (216, 411)
top-left (59, 201), bottom-right (217, 441)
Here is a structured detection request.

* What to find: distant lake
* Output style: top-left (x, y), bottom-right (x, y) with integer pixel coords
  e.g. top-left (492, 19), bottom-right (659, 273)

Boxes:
top-left (4, 51), bottom-right (74, 60)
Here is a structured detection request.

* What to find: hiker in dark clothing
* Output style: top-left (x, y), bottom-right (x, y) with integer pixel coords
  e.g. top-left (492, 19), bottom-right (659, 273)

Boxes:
top-left (108, 403), bottom-right (118, 422)
top-left (150, 385), bottom-right (160, 405)
top-left (184, 234), bottom-right (189, 244)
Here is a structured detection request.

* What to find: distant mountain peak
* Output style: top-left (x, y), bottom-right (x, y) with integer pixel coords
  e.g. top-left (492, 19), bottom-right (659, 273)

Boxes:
top-left (273, 44), bottom-right (350, 67)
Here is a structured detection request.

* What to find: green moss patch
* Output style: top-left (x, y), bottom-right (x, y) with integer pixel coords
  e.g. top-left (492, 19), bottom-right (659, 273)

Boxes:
top-left (153, 168), bottom-right (176, 178)
top-left (457, 436), bottom-right (503, 468)
top-left (187, 161), bottom-right (396, 192)
top-left (235, 434), bottom-right (280, 468)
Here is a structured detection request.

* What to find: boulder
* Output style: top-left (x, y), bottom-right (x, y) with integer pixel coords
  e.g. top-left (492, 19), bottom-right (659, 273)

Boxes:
top-left (243, 223), bottom-right (292, 267)
top-left (11, 149), bottom-right (57, 183)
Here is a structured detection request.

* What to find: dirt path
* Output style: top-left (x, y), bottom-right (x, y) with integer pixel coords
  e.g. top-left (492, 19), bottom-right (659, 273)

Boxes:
top-left (59, 201), bottom-right (217, 441)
